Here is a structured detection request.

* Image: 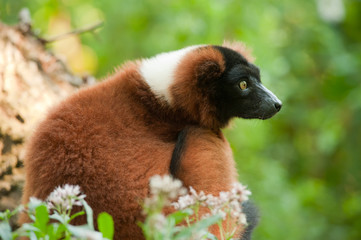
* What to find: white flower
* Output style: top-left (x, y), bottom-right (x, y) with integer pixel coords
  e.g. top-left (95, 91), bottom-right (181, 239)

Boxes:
top-left (229, 200), bottom-right (242, 214)
top-left (236, 213), bottom-right (247, 225)
top-left (189, 187), bottom-right (207, 202)
top-left (211, 208), bottom-right (227, 220)
top-left (204, 194), bottom-right (220, 207)
top-left (149, 175), bottom-right (187, 199)
top-left (27, 197), bottom-right (44, 212)
top-left (231, 182), bottom-right (251, 202)
top-left (46, 184), bottom-right (86, 212)
top-left (172, 186), bottom-right (207, 210)
top-left (219, 191), bottom-right (231, 203)
top-left (143, 195), bottom-right (159, 211)
top-left (29, 197), bottom-right (43, 206)
top-left (148, 213), bottom-right (167, 231)
top-left (186, 182), bottom-right (251, 226)
top-left (173, 194), bottom-right (196, 210)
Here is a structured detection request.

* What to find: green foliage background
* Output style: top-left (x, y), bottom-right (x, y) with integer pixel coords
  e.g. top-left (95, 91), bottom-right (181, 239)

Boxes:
top-left (1, 0), bottom-right (360, 239)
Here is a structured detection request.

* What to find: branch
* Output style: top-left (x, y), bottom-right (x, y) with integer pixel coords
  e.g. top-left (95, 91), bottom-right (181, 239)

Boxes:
top-left (43, 21), bottom-right (104, 43)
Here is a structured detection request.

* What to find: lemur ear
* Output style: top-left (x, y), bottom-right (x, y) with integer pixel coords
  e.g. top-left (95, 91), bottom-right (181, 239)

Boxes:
top-left (192, 47), bottom-right (226, 86)
top-left (222, 40), bottom-right (255, 62)
top-left (174, 46), bottom-right (226, 88)
top-left (195, 59), bottom-right (223, 87)
top-left (171, 47), bottom-right (226, 128)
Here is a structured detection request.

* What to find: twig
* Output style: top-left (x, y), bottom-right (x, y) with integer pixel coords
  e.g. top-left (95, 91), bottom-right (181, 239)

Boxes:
top-left (44, 21), bottom-right (104, 43)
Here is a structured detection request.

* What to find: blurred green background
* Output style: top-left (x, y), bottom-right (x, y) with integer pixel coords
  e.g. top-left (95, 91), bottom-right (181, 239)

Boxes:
top-left (1, 0), bottom-right (361, 239)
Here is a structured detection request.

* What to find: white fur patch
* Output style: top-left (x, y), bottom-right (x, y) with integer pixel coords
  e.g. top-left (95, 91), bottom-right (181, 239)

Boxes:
top-left (140, 45), bottom-right (202, 103)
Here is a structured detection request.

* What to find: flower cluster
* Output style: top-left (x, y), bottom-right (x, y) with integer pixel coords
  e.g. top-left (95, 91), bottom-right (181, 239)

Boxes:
top-left (141, 175), bottom-right (253, 240)
top-left (171, 186), bottom-right (205, 210)
top-left (149, 175), bottom-right (187, 199)
top-left (142, 175), bottom-right (189, 237)
top-left (46, 184), bottom-right (86, 213)
top-left (172, 182), bottom-right (251, 225)
top-left (147, 213), bottom-right (167, 231)
top-left (143, 175), bottom-right (188, 217)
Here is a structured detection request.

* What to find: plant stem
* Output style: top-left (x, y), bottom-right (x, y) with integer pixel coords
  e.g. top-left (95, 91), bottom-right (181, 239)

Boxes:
top-left (218, 222), bottom-right (225, 240)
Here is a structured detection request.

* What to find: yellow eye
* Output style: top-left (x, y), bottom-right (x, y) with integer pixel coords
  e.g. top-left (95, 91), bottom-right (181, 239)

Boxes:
top-left (239, 81), bottom-right (247, 90)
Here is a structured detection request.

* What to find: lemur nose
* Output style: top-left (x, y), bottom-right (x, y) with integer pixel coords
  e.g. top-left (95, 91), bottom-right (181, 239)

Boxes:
top-left (274, 102), bottom-right (282, 112)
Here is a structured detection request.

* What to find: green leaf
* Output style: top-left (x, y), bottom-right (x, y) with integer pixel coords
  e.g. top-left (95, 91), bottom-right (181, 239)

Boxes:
top-left (29, 231), bottom-right (38, 240)
top-left (174, 214), bottom-right (222, 240)
top-left (19, 223), bottom-right (41, 233)
top-left (46, 224), bottom-right (55, 240)
top-left (79, 199), bottom-right (94, 230)
top-left (0, 221), bottom-right (12, 240)
top-left (70, 211), bottom-right (85, 222)
top-left (0, 206), bottom-right (23, 221)
top-left (0, 210), bottom-right (10, 221)
top-left (206, 232), bottom-right (218, 240)
top-left (34, 205), bottom-right (49, 233)
top-left (49, 213), bottom-right (65, 223)
top-left (168, 209), bottom-right (193, 225)
top-left (137, 221), bottom-right (151, 239)
top-left (54, 224), bottom-right (67, 239)
top-left (97, 212), bottom-right (114, 240)
top-left (67, 224), bottom-right (103, 239)
top-left (27, 198), bottom-right (44, 213)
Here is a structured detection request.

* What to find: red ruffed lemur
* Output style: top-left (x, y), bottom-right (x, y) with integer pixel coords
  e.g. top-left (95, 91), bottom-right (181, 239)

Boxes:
top-left (20, 41), bottom-right (282, 239)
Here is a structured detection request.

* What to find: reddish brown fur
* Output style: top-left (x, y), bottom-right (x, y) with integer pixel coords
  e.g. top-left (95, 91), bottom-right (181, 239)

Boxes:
top-left (177, 128), bottom-right (237, 193)
top-left (222, 40), bottom-right (255, 63)
top-left (176, 127), bottom-right (241, 237)
top-left (20, 46), bottom-right (248, 239)
top-left (171, 47), bottom-right (226, 130)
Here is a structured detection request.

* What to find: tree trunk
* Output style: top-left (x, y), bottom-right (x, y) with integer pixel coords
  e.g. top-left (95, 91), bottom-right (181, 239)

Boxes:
top-left (0, 21), bottom-right (89, 222)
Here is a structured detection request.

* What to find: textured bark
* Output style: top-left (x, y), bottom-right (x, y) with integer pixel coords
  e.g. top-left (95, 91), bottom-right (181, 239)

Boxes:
top-left (0, 22), bottom-right (89, 216)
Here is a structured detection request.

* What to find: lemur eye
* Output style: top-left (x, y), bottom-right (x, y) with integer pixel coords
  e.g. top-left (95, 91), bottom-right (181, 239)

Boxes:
top-left (239, 81), bottom-right (247, 90)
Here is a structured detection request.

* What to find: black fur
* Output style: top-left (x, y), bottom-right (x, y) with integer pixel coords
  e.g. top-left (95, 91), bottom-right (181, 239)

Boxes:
top-left (239, 201), bottom-right (259, 240)
top-left (169, 128), bottom-right (188, 177)
top-left (168, 46), bottom-right (276, 240)
top-left (214, 46), bottom-right (250, 70)
top-left (206, 46), bottom-right (282, 125)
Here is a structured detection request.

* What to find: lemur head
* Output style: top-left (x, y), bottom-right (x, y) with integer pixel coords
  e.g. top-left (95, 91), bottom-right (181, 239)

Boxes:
top-left (140, 41), bottom-right (282, 129)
